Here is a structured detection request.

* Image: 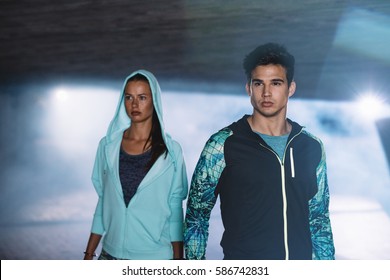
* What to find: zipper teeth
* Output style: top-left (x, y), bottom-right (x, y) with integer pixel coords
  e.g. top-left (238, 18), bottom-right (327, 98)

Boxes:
top-left (258, 128), bottom-right (302, 260)
top-left (260, 143), bottom-right (289, 259)
top-left (281, 165), bottom-right (288, 260)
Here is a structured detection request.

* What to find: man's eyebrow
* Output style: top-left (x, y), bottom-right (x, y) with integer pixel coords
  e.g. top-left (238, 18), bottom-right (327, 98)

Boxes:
top-left (251, 78), bottom-right (263, 82)
top-left (251, 78), bottom-right (285, 82)
top-left (271, 78), bottom-right (285, 82)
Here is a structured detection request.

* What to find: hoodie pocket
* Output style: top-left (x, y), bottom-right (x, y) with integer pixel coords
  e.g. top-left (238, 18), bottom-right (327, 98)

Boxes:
top-left (129, 207), bottom-right (169, 250)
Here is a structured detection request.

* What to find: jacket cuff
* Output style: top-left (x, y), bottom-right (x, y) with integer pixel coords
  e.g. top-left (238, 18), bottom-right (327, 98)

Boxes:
top-left (91, 214), bottom-right (105, 235)
top-left (170, 220), bottom-right (184, 241)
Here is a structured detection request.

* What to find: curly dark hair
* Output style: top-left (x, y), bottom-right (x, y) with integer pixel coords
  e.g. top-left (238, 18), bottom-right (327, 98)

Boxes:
top-left (243, 43), bottom-right (295, 86)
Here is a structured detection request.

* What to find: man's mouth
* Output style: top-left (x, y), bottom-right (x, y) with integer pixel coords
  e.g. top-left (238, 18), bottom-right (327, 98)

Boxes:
top-left (261, 101), bottom-right (273, 107)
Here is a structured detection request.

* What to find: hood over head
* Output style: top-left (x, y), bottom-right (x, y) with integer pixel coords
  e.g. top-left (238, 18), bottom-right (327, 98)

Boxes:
top-left (105, 69), bottom-right (174, 160)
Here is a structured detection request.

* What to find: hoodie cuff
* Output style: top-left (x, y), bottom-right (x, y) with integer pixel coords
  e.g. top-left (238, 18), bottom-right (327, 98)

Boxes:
top-left (91, 214), bottom-right (105, 235)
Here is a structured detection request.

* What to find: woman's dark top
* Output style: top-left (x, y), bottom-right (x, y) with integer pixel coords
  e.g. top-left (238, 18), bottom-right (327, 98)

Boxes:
top-left (119, 147), bottom-right (152, 207)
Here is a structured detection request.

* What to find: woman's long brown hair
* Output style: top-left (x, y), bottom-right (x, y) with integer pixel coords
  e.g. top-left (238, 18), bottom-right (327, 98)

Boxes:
top-left (126, 73), bottom-right (167, 171)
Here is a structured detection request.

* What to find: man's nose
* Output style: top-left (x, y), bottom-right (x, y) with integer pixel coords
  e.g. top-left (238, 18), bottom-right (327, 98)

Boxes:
top-left (262, 84), bottom-right (271, 97)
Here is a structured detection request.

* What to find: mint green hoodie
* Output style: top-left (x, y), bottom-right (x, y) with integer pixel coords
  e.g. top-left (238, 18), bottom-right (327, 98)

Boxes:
top-left (90, 70), bottom-right (188, 259)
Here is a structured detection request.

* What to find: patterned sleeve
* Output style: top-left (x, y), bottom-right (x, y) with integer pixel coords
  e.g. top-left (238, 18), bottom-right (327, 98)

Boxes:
top-left (184, 128), bottom-right (232, 260)
top-left (309, 140), bottom-right (336, 260)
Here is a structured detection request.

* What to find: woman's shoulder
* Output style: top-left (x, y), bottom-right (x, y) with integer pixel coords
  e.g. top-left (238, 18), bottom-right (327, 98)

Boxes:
top-left (164, 133), bottom-right (181, 147)
top-left (164, 134), bottom-right (185, 159)
top-left (169, 139), bottom-right (184, 155)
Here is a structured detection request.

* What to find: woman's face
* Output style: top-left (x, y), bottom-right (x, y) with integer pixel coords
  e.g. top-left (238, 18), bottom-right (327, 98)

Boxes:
top-left (124, 80), bottom-right (154, 124)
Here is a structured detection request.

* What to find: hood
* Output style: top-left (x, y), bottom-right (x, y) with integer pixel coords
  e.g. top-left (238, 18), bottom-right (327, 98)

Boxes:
top-left (105, 69), bottom-right (174, 159)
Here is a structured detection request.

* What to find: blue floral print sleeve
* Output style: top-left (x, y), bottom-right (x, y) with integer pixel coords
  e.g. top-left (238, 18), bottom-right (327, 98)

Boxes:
top-left (308, 137), bottom-right (336, 259)
top-left (184, 128), bottom-right (232, 260)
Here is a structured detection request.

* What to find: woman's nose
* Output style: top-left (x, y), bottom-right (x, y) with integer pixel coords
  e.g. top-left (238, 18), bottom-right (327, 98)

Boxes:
top-left (132, 99), bottom-right (139, 107)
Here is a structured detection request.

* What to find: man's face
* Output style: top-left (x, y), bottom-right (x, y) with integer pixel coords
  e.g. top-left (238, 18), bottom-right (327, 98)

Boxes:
top-left (246, 64), bottom-right (296, 119)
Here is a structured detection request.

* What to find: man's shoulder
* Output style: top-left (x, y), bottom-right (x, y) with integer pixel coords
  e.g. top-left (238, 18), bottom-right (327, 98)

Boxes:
top-left (300, 129), bottom-right (324, 145)
top-left (208, 115), bottom-right (256, 145)
top-left (205, 127), bottom-right (233, 150)
top-left (211, 126), bottom-right (233, 139)
top-left (289, 119), bottom-right (323, 144)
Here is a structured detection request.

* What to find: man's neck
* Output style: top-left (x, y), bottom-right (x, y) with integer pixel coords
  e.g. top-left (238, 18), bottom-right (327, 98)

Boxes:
top-left (247, 114), bottom-right (291, 136)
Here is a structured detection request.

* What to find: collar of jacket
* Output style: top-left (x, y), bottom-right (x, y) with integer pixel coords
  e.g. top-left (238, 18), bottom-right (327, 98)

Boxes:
top-left (236, 114), bottom-right (304, 144)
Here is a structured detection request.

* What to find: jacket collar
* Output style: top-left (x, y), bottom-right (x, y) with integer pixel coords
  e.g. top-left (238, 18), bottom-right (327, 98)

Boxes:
top-left (104, 133), bottom-right (172, 193)
top-left (236, 114), bottom-right (303, 142)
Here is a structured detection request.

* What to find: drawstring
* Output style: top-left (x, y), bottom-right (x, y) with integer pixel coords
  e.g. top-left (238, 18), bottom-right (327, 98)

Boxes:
top-left (290, 147), bottom-right (295, 178)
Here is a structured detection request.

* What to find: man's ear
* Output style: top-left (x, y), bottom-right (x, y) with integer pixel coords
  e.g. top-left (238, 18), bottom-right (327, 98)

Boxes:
top-left (246, 83), bottom-right (252, 96)
top-left (288, 81), bottom-right (296, 97)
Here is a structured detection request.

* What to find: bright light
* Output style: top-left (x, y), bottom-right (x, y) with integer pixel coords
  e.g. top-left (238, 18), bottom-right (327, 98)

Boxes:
top-left (356, 92), bottom-right (389, 121)
top-left (54, 87), bottom-right (69, 102)
top-left (46, 85), bottom-right (118, 159)
top-left (359, 94), bottom-right (383, 108)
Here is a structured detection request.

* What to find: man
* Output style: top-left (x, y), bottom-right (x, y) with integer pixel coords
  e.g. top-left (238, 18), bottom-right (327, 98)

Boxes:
top-left (184, 43), bottom-right (335, 260)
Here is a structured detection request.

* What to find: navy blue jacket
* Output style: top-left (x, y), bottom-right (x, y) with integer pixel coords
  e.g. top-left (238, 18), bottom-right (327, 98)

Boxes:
top-left (184, 115), bottom-right (335, 260)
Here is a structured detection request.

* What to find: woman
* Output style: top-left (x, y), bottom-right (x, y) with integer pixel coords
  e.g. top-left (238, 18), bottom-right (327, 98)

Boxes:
top-left (84, 70), bottom-right (188, 260)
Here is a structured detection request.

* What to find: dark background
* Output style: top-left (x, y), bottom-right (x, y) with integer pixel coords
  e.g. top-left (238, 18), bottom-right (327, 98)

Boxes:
top-left (2, 0), bottom-right (390, 100)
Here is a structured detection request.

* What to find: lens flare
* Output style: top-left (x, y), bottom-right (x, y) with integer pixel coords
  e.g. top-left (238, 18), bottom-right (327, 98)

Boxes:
top-left (356, 93), bottom-right (389, 121)
top-left (54, 87), bottom-right (69, 102)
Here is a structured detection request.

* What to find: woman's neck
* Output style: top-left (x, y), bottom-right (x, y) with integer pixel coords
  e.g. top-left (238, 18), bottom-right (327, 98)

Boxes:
top-left (125, 121), bottom-right (152, 141)
top-left (122, 123), bottom-right (152, 155)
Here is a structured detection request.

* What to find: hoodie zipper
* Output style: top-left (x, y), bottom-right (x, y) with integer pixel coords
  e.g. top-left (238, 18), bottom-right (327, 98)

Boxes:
top-left (290, 147), bottom-right (295, 178)
top-left (258, 129), bottom-right (302, 260)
